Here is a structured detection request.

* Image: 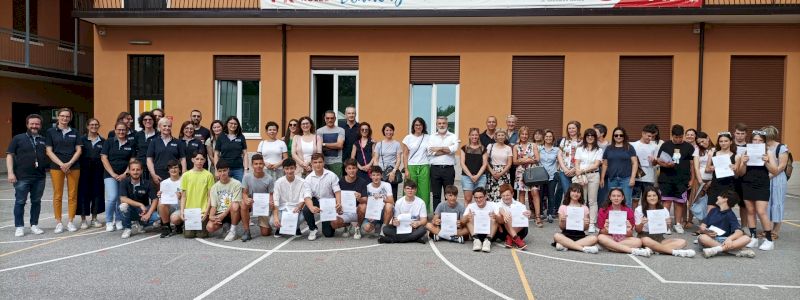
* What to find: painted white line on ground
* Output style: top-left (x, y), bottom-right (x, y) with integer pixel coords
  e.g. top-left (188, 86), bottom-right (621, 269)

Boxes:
top-left (0, 229), bottom-right (105, 244)
top-left (514, 246), bottom-right (644, 269)
top-left (194, 238), bottom-right (384, 253)
top-left (0, 215), bottom-right (59, 229)
top-left (0, 199), bottom-right (54, 201)
top-left (629, 254), bottom-right (800, 290)
top-left (0, 234), bottom-right (158, 273)
top-left (429, 241), bottom-right (514, 300)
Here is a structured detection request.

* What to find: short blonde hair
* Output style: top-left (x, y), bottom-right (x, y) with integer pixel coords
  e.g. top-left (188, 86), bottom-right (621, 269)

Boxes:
top-left (762, 126), bottom-right (779, 142)
top-left (495, 128), bottom-right (508, 144)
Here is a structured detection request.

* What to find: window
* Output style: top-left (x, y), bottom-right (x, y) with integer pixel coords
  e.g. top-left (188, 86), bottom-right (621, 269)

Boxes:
top-left (310, 56), bottom-right (359, 126)
top-left (13, 0), bottom-right (38, 37)
top-left (129, 55), bottom-right (164, 130)
top-left (215, 80), bottom-right (261, 137)
top-left (410, 84), bottom-right (459, 133)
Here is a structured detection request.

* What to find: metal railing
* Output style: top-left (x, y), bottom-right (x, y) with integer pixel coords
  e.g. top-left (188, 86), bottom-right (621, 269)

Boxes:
top-left (0, 27), bottom-right (93, 76)
top-left (705, 0), bottom-right (800, 5)
top-left (74, 0), bottom-right (261, 10)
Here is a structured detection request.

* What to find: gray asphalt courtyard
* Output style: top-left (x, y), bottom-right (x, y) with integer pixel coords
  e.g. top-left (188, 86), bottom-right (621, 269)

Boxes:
top-left (1, 176), bottom-right (798, 300)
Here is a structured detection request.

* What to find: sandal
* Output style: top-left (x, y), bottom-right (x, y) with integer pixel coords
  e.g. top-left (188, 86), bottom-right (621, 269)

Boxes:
top-left (757, 231), bottom-right (765, 238)
top-left (535, 218), bottom-right (544, 228)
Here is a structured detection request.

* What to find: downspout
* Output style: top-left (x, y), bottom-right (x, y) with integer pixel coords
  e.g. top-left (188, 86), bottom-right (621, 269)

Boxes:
top-left (696, 22), bottom-right (705, 131)
top-left (281, 24), bottom-right (288, 130)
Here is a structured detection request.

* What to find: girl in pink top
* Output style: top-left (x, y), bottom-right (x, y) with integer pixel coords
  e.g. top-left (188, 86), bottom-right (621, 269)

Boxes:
top-left (597, 188), bottom-right (652, 257)
top-left (553, 183), bottom-right (599, 254)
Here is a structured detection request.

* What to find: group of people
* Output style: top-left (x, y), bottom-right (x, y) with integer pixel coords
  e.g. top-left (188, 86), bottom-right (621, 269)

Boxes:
top-left (7, 107), bottom-right (791, 257)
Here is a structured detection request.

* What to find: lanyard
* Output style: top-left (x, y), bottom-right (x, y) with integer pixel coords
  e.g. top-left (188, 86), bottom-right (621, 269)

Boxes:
top-left (28, 134), bottom-right (39, 167)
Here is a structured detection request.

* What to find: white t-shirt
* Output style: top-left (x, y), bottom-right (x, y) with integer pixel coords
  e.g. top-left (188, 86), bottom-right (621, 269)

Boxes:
top-left (465, 201), bottom-right (499, 216)
top-left (159, 178), bottom-right (182, 204)
top-left (257, 140), bottom-right (287, 165)
top-left (631, 140), bottom-right (659, 183)
top-left (693, 148), bottom-right (712, 181)
top-left (496, 199), bottom-right (525, 214)
top-left (402, 134), bottom-right (430, 166)
top-left (634, 206), bottom-right (669, 233)
top-left (394, 196), bottom-right (427, 220)
top-left (367, 181), bottom-right (393, 199)
top-left (488, 143), bottom-right (513, 166)
top-left (575, 146), bottom-right (602, 170)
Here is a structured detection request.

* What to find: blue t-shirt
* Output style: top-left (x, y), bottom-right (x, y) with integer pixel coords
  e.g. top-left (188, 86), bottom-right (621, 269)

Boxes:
top-left (702, 207), bottom-right (741, 237)
top-left (602, 144), bottom-right (636, 179)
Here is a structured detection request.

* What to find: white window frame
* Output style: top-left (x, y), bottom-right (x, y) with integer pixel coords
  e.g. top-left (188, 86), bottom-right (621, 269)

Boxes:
top-left (409, 83), bottom-right (460, 135)
top-left (214, 80), bottom-right (262, 140)
top-left (310, 70), bottom-right (359, 123)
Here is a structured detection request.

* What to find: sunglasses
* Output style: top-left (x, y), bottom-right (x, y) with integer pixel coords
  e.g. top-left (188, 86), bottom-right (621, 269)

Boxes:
top-left (752, 130), bottom-right (766, 135)
top-left (718, 131), bottom-right (731, 136)
top-left (613, 134), bottom-right (624, 137)
top-left (289, 123), bottom-right (298, 127)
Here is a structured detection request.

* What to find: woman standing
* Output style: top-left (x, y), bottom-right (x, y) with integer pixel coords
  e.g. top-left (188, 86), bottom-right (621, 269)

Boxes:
top-left (291, 116), bottom-right (322, 176)
top-left (351, 122), bottom-right (375, 181)
top-left (737, 130), bottom-right (774, 251)
top-left (215, 116), bottom-right (248, 181)
top-left (705, 132), bottom-right (738, 210)
top-left (372, 123), bottom-right (403, 197)
top-left (283, 119), bottom-right (300, 159)
top-left (540, 130), bottom-right (561, 223)
top-left (513, 126), bottom-right (543, 227)
top-left (77, 119), bottom-right (105, 229)
top-left (403, 117), bottom-right (431, 211)
top-left (557, 121), bottom-right (582, 200)
top-left (180, 121), bottom-right (206, 168)
top-left (459, 128), bottom-right (488, 206)
top-left (486, 129), bottom-right (513, 202)
top-left (532, 129), bottom-right (545, 146)
top-left (574, 129), bottom-right (602, 233)
top-left (601, 127), bottom-right (638, 208)
top-left (689, 132), bottom-right (713, 225)
top-left (134, 112), bottom-right (157, 181)
top-left (45, 108), bottom-right (83, 233)
top-left (101, 122), bottom-right (135, 232)
top-left (257, 121), bottom-right (288, 179)
top-left (764, 126), bottom-right (789, 241)
top-left (205, 120), bottom-right (224, 174)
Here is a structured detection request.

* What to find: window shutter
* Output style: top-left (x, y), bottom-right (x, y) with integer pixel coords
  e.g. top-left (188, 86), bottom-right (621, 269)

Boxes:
top-left (310, 56), bottom-right (359, 70)
top-left (728, 56), bottom-right (785, 136)
top-left (618, 56), bottom-right (673, 140)
top-left (511, 56), bottom-right (565, 135)
top-left (214, 56), bottom-right (261, 81)
top-left (410, 56), bottom-right (460, 84)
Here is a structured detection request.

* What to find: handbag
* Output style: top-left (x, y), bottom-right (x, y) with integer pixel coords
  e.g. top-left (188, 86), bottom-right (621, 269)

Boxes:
top-left (523, 166), bottom-right (549, 187)
top-left (572, 174), bottom-right (588, 185)
top-left (691, 194), bottom-right (708, 221)
top-left (635, 166), bottom-right (646, 179)
top-left (380, 142), bottom-right (403, 184)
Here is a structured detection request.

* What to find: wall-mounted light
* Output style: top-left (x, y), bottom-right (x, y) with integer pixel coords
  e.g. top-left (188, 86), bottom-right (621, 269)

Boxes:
top-left (98, 27), bottom-right (107, 37)
top-left (128, 40), bottom-right (152, 45)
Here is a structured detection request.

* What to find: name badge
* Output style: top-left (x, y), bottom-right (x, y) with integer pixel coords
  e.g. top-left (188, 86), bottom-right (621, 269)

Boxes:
top-left (67, 134), bottom-right (77, 138)
top-left (123, 147), bottom-right (132, 151)
top-left (234, 139), bottom-right (242, 142)
top-left (169, 143), bottom-right (177, 147)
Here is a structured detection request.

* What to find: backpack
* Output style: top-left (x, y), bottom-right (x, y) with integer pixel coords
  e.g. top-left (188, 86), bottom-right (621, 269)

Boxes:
top-left (776, 144), bottom-right (793, 180)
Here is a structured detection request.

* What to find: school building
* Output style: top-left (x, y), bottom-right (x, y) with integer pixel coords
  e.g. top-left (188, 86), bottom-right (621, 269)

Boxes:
top-left (73, 0), bottom-right (800, 151)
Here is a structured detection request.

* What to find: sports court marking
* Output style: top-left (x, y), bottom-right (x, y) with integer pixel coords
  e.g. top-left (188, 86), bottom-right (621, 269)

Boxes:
top-left (0, 228), bottom-right (103, 257)
top-left (0, 215), bottom-right (60, 229)
top-left (782, 221), bottom-right (800, 228)
top-left (429, 241), bottom-right (514, 300)
top-left (628, 255), bottom-right (800, 290)
top-left (511, 249), bottom-right (536, 300)
top-left (0, 229), bottom-right (105, 244)
top-left (0, 234), bottom-right (159, 273)
top-left (513, 246), bottom-right (644, 269)
top-left (194, 237), bottom-right (384, 253)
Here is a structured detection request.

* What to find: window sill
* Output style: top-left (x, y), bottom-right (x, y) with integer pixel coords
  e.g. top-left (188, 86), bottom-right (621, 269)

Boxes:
top-left (244, 133), bottom-right (262, 140)
top-left (9, 36), bottom-right (44, 46)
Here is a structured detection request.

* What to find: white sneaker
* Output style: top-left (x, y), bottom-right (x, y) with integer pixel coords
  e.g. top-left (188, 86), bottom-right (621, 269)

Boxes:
top-left (353, 227), bottom-right (362, 240)
top-left (121, 229), bottom-right (131, 239)
top-left (67, 222), bottom-right (78, 232)
top-left (693, 238), bottom-right (698, 244)
top-left (54, 223), bottom-right (64, 234)
top-left (758, 240), bottom-right (774, 251)
top-left (631, 248), bottom-right (651, 257)
top-left (308, 229), bottom-right (318, 241)
top-left (555, 243), bottom-right (568, 252)
top-left (115, 221), bottom-right (123, 231)
top-left (736, 249), bottom-right (756, 258)
top-left (30, 225), bottom-right (44, 235)
top-left (746, 238), bottom-right (759, 248)
top-left (673, 249), bottom-right (696, 258)
top-left (703, 246), bottom-right (722, 258)
top-left (224, 229), bottom-right (237, 242)
top-left (80, 220), bottom-right (89, 229)
top-left (472, 239), bottom-right (482, 251)
top-left (91, 220), bottom-right (102, 228)
top-left (106, 223), bottom-right (115, 232)
top-left (15, 227), bottom-right (24, 237)
top-left (588, 224), bottom-right (597, 233)
top-left (673, 224), bottom-right (684, 234)
top-left (665, 228), bottom-right (672, 235)
top-left (481, 239), bottom-right (492, 253)
top-left (582, 245), bottom-right (599, 254)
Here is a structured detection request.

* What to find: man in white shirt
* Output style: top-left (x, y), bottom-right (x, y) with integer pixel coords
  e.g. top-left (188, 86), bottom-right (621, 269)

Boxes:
top-left (271, 159), bottom-right (306, 237)
top-left (428, 116), bottom-right (459, 213)
top-left (301, 153), bottom-right (344, 240)
top-left (630, 124), bottom-right (659, 207)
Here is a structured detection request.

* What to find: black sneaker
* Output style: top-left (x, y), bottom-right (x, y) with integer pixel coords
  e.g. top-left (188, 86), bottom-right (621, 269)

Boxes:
top-left (241, 231), bottom-right (252, 242)
top-left (417, 236), bottom-right (429, 244)
top-left (377, 237), bottom-right (390, 244)
top-left (160, 226), bottom-right (171, 238)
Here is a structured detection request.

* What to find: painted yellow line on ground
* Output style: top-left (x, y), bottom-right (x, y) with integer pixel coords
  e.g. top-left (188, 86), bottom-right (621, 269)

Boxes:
top-left (511, 249), bottom-right (536, 300)
top-left (0, 228), bottom-right (102, 257)
top-left (783, 221), bottom-right (800, 228)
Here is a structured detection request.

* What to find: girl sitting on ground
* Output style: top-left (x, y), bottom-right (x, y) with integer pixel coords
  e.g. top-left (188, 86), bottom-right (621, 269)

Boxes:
top-left (635, 186), bottom-right (695, 258)
top-left (597, 188), bottom-right (652, 257)
top-left (553, 183), bottom-right (599, 254)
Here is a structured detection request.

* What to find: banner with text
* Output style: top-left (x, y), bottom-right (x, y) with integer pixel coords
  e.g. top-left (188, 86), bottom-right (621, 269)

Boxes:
top-left (261, 0), bottom-right (702, 10)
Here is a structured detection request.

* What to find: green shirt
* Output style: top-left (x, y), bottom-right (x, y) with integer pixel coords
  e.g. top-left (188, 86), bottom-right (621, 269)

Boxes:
top-left (181, 169), bottom-right (215, 213)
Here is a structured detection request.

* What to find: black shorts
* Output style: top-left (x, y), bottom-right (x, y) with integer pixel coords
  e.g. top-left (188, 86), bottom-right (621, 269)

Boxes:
top-left (659, 181), bottom-right (689, 198)
top-left (552, 229), bottom-right (586, 247)
top-left (633, 181), bottom-right (655, 200)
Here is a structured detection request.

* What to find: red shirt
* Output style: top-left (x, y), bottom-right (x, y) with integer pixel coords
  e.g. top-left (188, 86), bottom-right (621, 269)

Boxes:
top-left (597, 205), bottom-right (635, 231)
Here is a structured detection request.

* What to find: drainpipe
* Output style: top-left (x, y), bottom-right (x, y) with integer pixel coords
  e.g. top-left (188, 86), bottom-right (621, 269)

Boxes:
top-left (74, 18), bottom-right (79, 76)
top-left (281, 24), bottom-right (287, 130)
top-left (24, 0), bottom-right (30, 67)
top-left (696, 22), bottom-right (705, 131)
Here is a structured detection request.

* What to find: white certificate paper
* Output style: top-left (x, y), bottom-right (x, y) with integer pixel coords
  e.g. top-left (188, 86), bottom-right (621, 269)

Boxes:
top-left (712, 155), bottom-right (735, 178)
top-left (658, 151), bottom-right (674, 163)
top-left (440, 212), bottom-right (458, 237)
top-left (397, 213), bottom-right (412, 234)
top-left (511, 205), bottom-right (529, 228)
top-left (341, 191), bottom-right (357, 214)
top-left (708, 225), bottom-right (726, 236)
top-left (280, 212), bottom-right (299, 235)
top-left (646, 209), bottom-right (669, 234)
top-left (184, 208), bottom-right (202, 230)
top-left (474, 213), bottom-right (491, 235)
top-left (746, 144), bottom-right (765, 166)
top-left (566, 206), bottom-right (584, 231)
top-left (253, 193), bottom-right (270, 217)
top-left (736, 147), bottom-right (747, 156)
top-left (365, 197), bottom-right (384, 220)
top-left (159, 181), bottom-right (179, 205)
top-left (608, 211), bottom-right (627, 235)
top-left (319, 198), bottom-right (337, 222)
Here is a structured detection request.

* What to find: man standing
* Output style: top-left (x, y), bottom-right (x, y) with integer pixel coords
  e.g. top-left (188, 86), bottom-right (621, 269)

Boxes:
top-left (631, 124), bottom-right (659, 207)
top-left (147, 118), bottom-right (187, 184)
top-left (302, 153), bottom-right (343, 240)
top-left (317, 110), bottom-right (346, 176)
top-left (191, 110), bottom-right (211, 142)
top-left (119, 160), bottom-right (160, 239)
top-left (732, 122), bottom-right (748, 227)
top-left (480, 116), bottom-right (497, 147)
top-left (656, 124), bottom-right (696, 234)
top-left (506, 115), bottom-right (519, 146)
top-left (428, 116), bottom-right (458, 213)
top-left (8, 114), bottom-right (48, 237)
top-left (339, 106), bottom-right (359, 164)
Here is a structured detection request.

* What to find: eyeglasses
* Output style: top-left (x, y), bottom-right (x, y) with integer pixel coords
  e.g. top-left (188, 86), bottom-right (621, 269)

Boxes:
top-left (88, 124), bottom-right (100, 127)
top-left (143, 118), bottom-right (153, 122)
top-left (752, 130), bottom-right (766, 135)
top-left (360, 129), bottom-right (369, 132)
top-left (718, 131), bottom-right (731, 136)
top-left (289, 123), bottom-right (298, 127)
top-left (613, 134), bottom-right (624, 138)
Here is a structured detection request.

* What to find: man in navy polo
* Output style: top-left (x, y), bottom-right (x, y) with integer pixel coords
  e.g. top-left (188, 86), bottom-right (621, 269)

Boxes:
top-left (7, 114), bottom-right (49, 237)
top-left (119, 160), bottom-right (160, 238)
top-left (147, 118), bottom-right (187, 184)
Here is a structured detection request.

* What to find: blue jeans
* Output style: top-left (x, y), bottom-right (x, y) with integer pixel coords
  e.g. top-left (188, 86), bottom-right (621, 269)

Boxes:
top-left (546, 179), bottom-right (559, 216)
top-left (229, 168), bottom-right (244, 182)
top-left (556, 171), bottom-right (572, 198)
top-left (606, 176), bottom-right (633, 207)
top-left (120, 204), bottom-right (160, 229)
top-left (460, 174), bottom-right (487, 191)
top-left (14, 177), bottom-right (46, 227)
top-left (104, 178), bottom-right (122, 224)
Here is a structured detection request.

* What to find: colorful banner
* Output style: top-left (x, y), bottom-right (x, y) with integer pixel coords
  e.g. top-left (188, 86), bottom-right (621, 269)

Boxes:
top-left (260, 0), bottom-right (702, 10)
top-left (133, 99), bottom-right (162, 131)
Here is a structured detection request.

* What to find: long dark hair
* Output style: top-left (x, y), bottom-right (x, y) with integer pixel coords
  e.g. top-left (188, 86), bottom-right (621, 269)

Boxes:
top-left (284, 118), bottom-right (299, 144)
top-left (561, 183), bottom-right (585, 206)
top-left (209, 120), bottom-right (224, 142)
top-left (715, 132), bottom-right (734, 153)
top-left (411, 117), bottom-right (428, 135)
top-left (225, 116), bottom-right (243, 136)
top-left (581, 128), bottom-right (598, 150)
top-left (611, 127), bottom-right (632, 151)
top-left (604, 187), bottom-right (627, 208)
top-left (640, 186), bottom-right (664, 218)
top-left (697, 131), bottom-right (713, 156)
top-left (298, 116), bottom-right (316, 134)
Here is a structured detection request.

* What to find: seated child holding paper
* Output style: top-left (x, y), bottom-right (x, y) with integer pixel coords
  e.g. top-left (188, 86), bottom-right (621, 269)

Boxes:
top-left (635, 186), bottom-right (695, 258)
top-left (698, 190), bottom-right (755, 258)
top-left (206, 161), bottom-right (243, 242)
top-left (597, 187), bottom-right (652, 257)
top-left (157, 159), bottom-right (184, 238)
top-left (463, 187), bottom-right (499, 253)
top-left (379, 179), bottom-right (428, 244)
top-left (361, 166), bottom-right (395, 237)
top-left (426, 185), bottom-right (468, 244)
top-left (553, 183), bottom-right (599, 254)
top-left (495, 184), bottom-right (531, 250)
top-left (337, 159), bottom-right (369, 239)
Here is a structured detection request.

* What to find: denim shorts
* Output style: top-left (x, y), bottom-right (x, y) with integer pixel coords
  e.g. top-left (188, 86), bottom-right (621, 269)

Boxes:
top-left (461, 174), bottom-right (487, 191)
top-left (715, 236), bottom-right (728, 244)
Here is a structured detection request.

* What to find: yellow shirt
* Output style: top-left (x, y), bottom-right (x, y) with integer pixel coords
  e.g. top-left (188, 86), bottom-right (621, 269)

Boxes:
top-left (181, 169), bottom-right (215, 213)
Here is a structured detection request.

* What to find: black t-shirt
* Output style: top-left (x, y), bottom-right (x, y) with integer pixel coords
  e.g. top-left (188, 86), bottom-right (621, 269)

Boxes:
top-left (134, 130), bottom-right (157, 164)
top-left (44, 127), bottom-right (82, 169)
top-left (182, 138), bottom-right (207, 168)
top-left (79, 135), bottom-right (105, 162)
top-left (101, 137), bottom-right (136, 178)
top-left (119, 177), bottom-right (157, 206)
top-left (147, 136), bottom-right (186, 175)
top-left (657, 141), bottom-right (695, 184)
top-left (6, 133), bottom-right (48, 180)
top-left (338, 176), bottom-right (369, 198)
top-left (215, 134), bottom-right (247, 169)
top-left (480, 131), bottom-right (495, 148)
top-left (194, 126), bottom-right (211, 143)
top-left (339, 120), bottom-right (360, 161)
top-left (107, 129), bottom-right (136, 143)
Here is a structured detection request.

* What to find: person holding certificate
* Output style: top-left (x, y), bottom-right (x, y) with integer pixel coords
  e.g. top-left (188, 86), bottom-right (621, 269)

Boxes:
top-left (736, 131), bottom-right (775, 251)
top-left (379, 179), bottom-right (428, 244)
top-left (705, 132), bottom-right (739, 211)
top-left (338, 159), bottom-right (370, 239)
top-left (597, 188), bottom-right (651, 257)
top-left (270, 159), bottom-right (306, 237)
top-left (462, 187), bottom-right (498, 253)
top-left (206, 161), bottom-right (243, 242)
top-left (494, 184), bottom-right (531, 250)
top-left (426, 185), bottom-right (467, 244)
top-left (156, 160), bottom-right (183, 238)
top-left (241, 154), bottom-right (275, 241)
top-left (180, 151), bottom-right (216, 238)
top-left (302, 153), bottom-right (344, 240)
top-left (655, 125), bottom-right (696, 235)
top-left (361, 166), bottom-right (396, 238)
top-left (552, 184), bottom-right (599, 254)
top-left (118, 160), bottom-right (160, 239)
top-left (698, 191), bottom-right (755, 258)
top-left (635, 187), bottom-right (695, 258)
